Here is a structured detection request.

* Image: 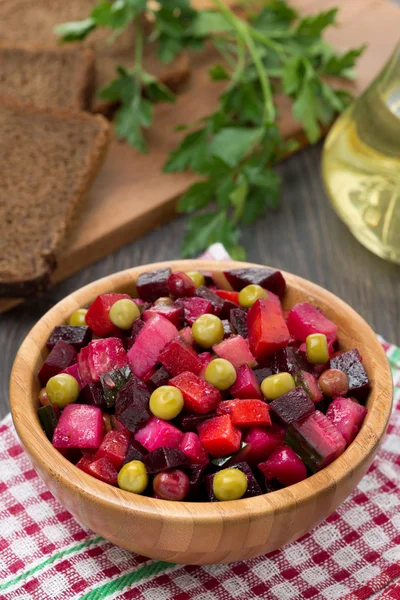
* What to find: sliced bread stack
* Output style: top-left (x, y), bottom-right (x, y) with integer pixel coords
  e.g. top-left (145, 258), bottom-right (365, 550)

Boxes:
top-left (0, 0), bottom-right (190, 114)
top-left (0, 99), bottom-right (111, 297)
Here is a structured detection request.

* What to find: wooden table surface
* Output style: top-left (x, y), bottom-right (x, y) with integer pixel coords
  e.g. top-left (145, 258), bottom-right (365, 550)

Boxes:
top-left (1, 142), bottom-right (399, 420)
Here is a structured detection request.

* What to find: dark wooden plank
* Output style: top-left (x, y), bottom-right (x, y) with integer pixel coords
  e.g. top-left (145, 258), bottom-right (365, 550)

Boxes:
top-left (1, 143), bottom-right (399, 419)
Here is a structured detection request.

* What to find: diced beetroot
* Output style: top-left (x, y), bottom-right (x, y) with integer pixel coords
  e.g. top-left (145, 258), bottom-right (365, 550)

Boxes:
top-left (287, 302), bottom-right (338, 342)
top-left (177, 412), bottom-right (217, 432)
top-left (180, 326), bottom-right (193, 346)
top-left (178, 296), bottom-right (213, 325)
top-left (218, 399), bottom-right (271, 428)
top-left (46, 326), bottom-right (92, 351)
top-left (147, 366), bottom-right (170, 391)
top-left (205, 462), bottom-right (261, 501)
top-left (38, 341), bottom-right (77, 385)
top-left (124, 319), bottom-right (145, 351)
top-left (248, 298), bottom-right (290, 361)
top-left (142, 366), bottom-right (157, 383)
top-left (195, 286), bottom-right (224, 316)
top-left (188, 465), bottom-right (206, 500)
top-left (223, 267), bottom-right (286, 297)
top-left (330, 349), bottom-right (369, 397)
top-left (85, 293), bottom-right (131, 337)
top-left (243, 424), bottom-right (286, 465)
top-left (326, 397), bottom-right (367, 445)
top-left (254, 367), bottom-right (273, 383)
top-left (220, 319), bottom-right (233, 339)
top-left (136, 268), bottom-right (171, 302)
top-left (95, 430), bottom-right (130, 469)
top-left (123, 438), bottom-right (148, 464)
top-left (79, 382), bottom-right (106, 410)
top-left (198, 352), bottom-right (213, 370)
top-left (229, 308), bottom-right (248, 338)
top-left (179, 432), bottom-right (209, 465)
top-left (230, 364), bottom-right (262, 400)
top-left (257, 475), bottom-right (282, 494)
top-left (214, 289), bottom-right (240, 305)
top-left (213, 335), bottom-right (256, 369)
top-left (294, 370), bottom-right (323, 403)
top-left (114, 375), bottom-right (151, 433)
top-left (271, 347), bottom-right (314, 375)
top-left (159, 337), bottom-right (202, 377)
top-left (167, 272), bottom-right (196, 298)
top-left (286, 410), bottom-right (346, 472)
top-left (86, 456), bottom-right (118, 485)
top-left (258, 446), bottom-right (307, 487)
top-left (198, 414), bottom-right (241, 457)
top-left (76, 455), bottom-right (94, 475)
top-left (127, 314), bottom-right (178, 378)
top-left (170, 371), bottom-right (221, 414)
top-left (211, 271), bottom-right (233, 291)
top-left (52, 404), bottom-right (104, 449)
top-left (143, 303), bottom-right (184, 329)
top-left (269, 386), bottom-right (315, 426)
top-left (214, 291), bottom-right (240, 319)
top-left (110, 414), bottom-right (130, 435)
top-left (134, 416), bottom-right (184, 452)
top-left (78, 338), bottom-right (127, 386)
top-left (143, 447), bottom-right (189, 474)
top-left (62, 363), bottom-right (83, 390)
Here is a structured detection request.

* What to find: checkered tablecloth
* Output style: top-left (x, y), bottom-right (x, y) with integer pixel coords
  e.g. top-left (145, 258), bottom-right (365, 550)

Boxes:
top-left (1, 250), bottom-right (400, 600)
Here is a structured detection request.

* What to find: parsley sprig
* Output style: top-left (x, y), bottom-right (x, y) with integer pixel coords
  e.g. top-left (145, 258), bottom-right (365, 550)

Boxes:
top-left (56, 0), bottom-right (365, 258)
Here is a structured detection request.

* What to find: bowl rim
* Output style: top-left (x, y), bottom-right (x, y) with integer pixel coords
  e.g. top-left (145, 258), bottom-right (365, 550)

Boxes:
top-left (10, 259), bottom-right (393, 522)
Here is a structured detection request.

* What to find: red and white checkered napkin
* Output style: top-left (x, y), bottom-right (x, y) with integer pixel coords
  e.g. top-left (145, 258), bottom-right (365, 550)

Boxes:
top-left (1, 253), bottom-right (400, 600)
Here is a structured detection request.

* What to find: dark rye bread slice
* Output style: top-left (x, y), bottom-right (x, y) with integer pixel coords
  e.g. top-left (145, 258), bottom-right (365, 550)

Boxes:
top-left (0, 0), bottom-right (190, 114)
top-left (0, 98), bottom-right (111, 297)
top-left (0, 42), bottom-right (95, 111)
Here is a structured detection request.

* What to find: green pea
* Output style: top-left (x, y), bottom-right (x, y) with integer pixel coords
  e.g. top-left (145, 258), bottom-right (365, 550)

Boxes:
top-left (204, 358), bottom-right (237, 390)
top-left (46, 373), bottom-right (80, 408)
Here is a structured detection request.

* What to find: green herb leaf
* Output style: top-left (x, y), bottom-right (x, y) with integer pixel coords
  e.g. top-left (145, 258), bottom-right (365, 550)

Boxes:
top-left (230, 245), bottom-right (247, 261)
top-left (142, 72), bottom-right (175, 103)
top-left (163, 129), bottom-right (209, 173)
top-left (177, 181), bottom-right (215, 213)
top-left (190, 11), bottom-right (234, 37)
top-left (99, 66), bottom-right (134, 102)
top-left (293, 81), bottom-right (321, 143)
top-left (54, 17), bottom-right (96, 41)
top-left (181, 211), bottom-right (225, 257)
top-left (295, 8), bottom-right (338, 40)
top-left (230, 178), bottom-right (249, 222)
top-left (91, 0), bottom-right (146, 29)
top-left (323, 45), bottom-right (366, 78)
top-left (251, 1), bottom-right (298, 32)
top-left (282, 56), bottom-right (303, 95)
top-left (210, 127), bottom-right (263, 168)
top-left (215, 174), bottom-right (236, 209)
top-left (209, 64), bottom-right (230, 81)
top-left (157, 35), bottom-right (183, 63)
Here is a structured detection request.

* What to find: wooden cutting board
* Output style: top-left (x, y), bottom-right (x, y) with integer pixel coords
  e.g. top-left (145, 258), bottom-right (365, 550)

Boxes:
top-left (1, 0), bottom-right (399, 313)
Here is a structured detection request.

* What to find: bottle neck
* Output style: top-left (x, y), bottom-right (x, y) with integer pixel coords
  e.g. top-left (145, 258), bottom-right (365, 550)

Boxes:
top-left (378, 42), bottom-right (400, 117)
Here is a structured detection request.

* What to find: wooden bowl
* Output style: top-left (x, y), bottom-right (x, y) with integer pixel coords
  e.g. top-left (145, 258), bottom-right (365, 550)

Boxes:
top-left (10, 260), bottom-right (393, 565)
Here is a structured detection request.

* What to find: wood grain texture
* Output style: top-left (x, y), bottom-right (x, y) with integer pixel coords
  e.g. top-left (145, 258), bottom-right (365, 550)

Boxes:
top-left (1, 0), bottom-right (399, 312)
top-left (10, 260), bottom-right (393, 564)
